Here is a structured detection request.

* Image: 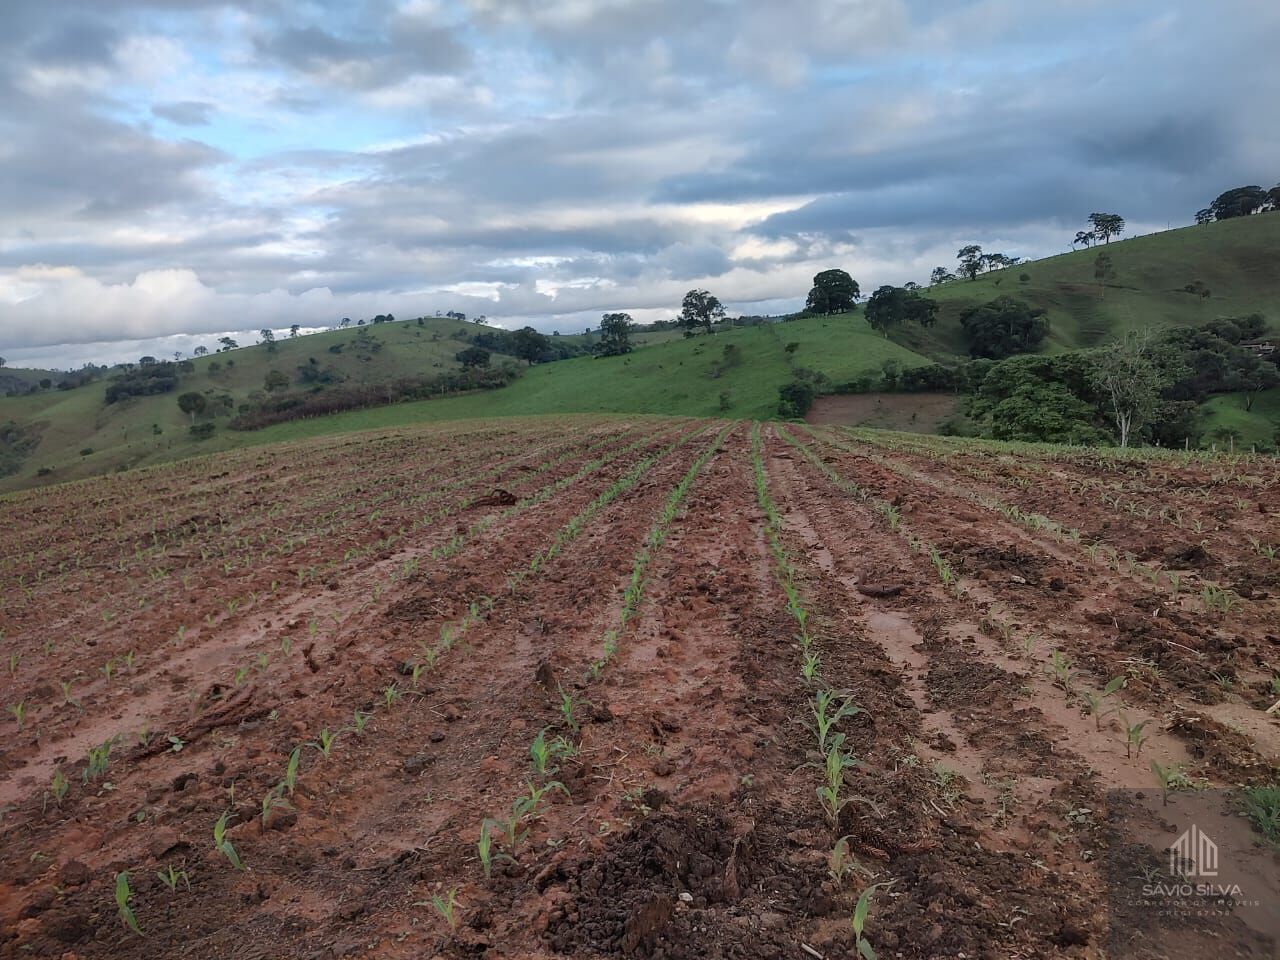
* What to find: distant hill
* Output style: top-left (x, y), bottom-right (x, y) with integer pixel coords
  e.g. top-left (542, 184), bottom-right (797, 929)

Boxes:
top-left (894, 213), bottom-right (1280, 359)
top-left (0, 312), bottom-right (931, 490)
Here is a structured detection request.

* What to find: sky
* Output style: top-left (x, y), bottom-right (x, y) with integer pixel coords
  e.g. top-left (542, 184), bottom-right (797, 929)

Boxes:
top-left (0, 0), bottom-right (1276, 369)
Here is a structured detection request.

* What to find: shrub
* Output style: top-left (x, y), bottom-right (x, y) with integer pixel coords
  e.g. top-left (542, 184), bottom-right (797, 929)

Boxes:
top-left (190, 423), bottom-right (216, 440)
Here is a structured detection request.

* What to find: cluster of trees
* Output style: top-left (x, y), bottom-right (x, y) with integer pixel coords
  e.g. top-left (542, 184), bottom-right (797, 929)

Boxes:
top-left (959, 296), bottom-right (1050, 358)
top-left (965, 315), bottom-right (1278, 447)
top-left (105, 359), bottom-right (196, 404)
top-left (1195, 183), bottom-right (1280, 223)
top-left (1071, 212), bottom-right (1126, 249)
top-left (929, 246), bottom-right (1019, 285)
top-left (228, 366), bottom-right (517, 431)
top-left (864, 285), bottom-right (938, 334)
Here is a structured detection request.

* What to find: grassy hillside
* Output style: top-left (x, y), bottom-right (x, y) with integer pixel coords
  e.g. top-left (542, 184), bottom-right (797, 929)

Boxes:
top-left (895, 213), bottom-right (1280, 359)
top-left (0, 313), bottom-right (928, 490)
top-left (1200, 388), bottom-right (1280, 451)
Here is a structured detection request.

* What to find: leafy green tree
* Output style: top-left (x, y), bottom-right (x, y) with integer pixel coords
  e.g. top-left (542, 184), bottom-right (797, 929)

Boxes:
top-left (597, 313), bottom-right (634, 356)
top-left (777, 380), bottom-right (816, 418)
top-left (289, 324), bottom-right (300, 338)
top-left (1073, 230), bottom-right (1095, 249)
top-left (679, 289), bottom-right (724, 335)
top-left (512, 326), bottom-right (550, 364)
top-left (1209, 185), bottom-right (1268, 220)
top-left (193, 345), bottom-right (208, 357)
top-left (1087, 212), bottom-right (1125, 243)
top-left (0, 357), bottom-right (6, 368)
top-left (805, 269), bottom-right (860, 315)
top-left (1183, 279), bottom-right (1210, 301)
top-left (1089, 331), bottom-right (1169, 447)
top-left (1225, 349), bottom-right (1280, 411)
top-left (260, 329), bottom-right (277, 353)
top-left (264, 369), bottom-right (290, 392)
top-left (864, 285), bottom-right (939, 335)
top-left (218, 337), bottom-right (238, 352)
top-left (455, 346), bottom-right (491, 368)
top-left (959, 296), bottom-right (1049, 359)
top-left (956, 245), bottom-right (984, 280)
top-left (176, 391), bottom-right (206, 425)
top-left (966, 355), bottom-right (1109, 444)
top-left (1194, 208), bottom-right (1214, 225)
top-left (929, 267), bottom-right (954, 285)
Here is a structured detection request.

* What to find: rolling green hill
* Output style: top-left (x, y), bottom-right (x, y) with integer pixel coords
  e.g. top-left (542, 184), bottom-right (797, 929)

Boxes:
top-left (0, 313), bottom-right (929, 490)
top-left (894, 213), bottom-right (1280, 359)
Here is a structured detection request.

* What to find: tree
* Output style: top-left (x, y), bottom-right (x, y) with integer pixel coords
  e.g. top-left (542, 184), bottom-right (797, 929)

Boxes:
top-left (264, 369), bottom-right (290, 392)
top-left (1073, 230), bottom-right (1096, 249)
top-left (929, 267), bottom-right (954, 286)
top-left (139, 356), bottom-right (157, 366)
top-left (289, 324), bottom-right (301, 338)
top-left (777, 380), bottom-right (816, 419)
top-left (1194, 208), bottom-right (1214, 225)
top-left (805, 269), bottom-right (860, 315)
top-left (1209, 185), bottom-right (1267, 220)
top-left (1089, 331), bottom-right (1168, 447)
top-left (1087, 212), bottom-right (1125, 243)
top-left (597, 313), bottom-right (634, 357)
top-left (218, 337), bottom-right (238, 351)
top-left (511, 327), bottom-right (550, 364)
top-left (0, 357), bottom-right (7, 368)
top-left (260, 329), bottom-right (277, 352)
top-left (864, 285), bottom-right (939, 335)
top-left (957, 245), bottom-right (984, 281)
top-left (959, 296), bottom-right (1049, 359)
top-left (455, 346), bottom-right (491, 369)
top-left (679, 289), bottom-right (725, 335)
top-left (1183, 279), bottom-right (1211, 301)
top-left (177, 391), bottom-right (207, 425)
top-left (1224, 349), bottom-right (1280, 411)
top-left (193, 345), bottom-right (208, 357)
top-left (982, 252), bottom-right (1014, 273)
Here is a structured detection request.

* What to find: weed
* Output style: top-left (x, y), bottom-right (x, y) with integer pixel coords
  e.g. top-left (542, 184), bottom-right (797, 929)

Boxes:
top-left (1239, 785), bottom-right (1280, 845)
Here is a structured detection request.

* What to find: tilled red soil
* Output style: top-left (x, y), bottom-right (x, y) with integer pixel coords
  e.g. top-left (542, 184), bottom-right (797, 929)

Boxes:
top-left (1, 416), bottom-right (1278, 959)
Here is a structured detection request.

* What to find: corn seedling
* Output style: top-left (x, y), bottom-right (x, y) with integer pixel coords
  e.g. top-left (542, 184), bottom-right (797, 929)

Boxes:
top-left (816, 737), bottom-right (859, 824)
top-left (801, 649), bottom-right (821, 683)
top-left (851, 880), bottom-right (894, 960)
top-left (313, 728), bottom-right (338, 758)
top-left (8, 701), bottom-right (27, 730)
top-left (1079, 677), bottom-right (1126, 730)
top-left (6, 653), bottom-right (17, 677)
top-left (430, 886), bottom-right (461, 931)
top-left (557, 685), bottom-right (580, 733)
top-left (1046, 650), bottom-right (1079, 695)
top-left (1120, 714), bottom-right (1149, 759)
top-left (811, 690), bottom-right (863, 753)
top-left (84, 738), bottom-right (114, 783)
top-left (115, 871), bottom-right (142, 935)
top-left (383, 683), bottom-right (400, 710)
top-left (283, 746), bottom-right (302, 795)
top-left (213, 811), bottom-right (244, 869)
top-left (351, 710), bottom-right (370, 735)
top-left (260, 786), bottom-right (293, 828)
top-left (1151, 759), bottom-right (1198, 807)
top-left (44, 770), bottom-right (69, 812)
top-left (827, 835), bottom-right (865, 888)
top-left (157, 864), bottom-right (191, 893)
top-left (477, 819), bottom-right (514, 879)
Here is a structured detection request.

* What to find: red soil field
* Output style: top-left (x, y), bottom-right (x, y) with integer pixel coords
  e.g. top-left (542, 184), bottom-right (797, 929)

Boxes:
top-left (1, 416), bottom-right (1278, 959)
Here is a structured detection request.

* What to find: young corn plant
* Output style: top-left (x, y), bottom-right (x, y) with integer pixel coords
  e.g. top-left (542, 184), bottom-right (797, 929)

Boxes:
top-left (313, 728), bottom-right (338, 759)
top-left (1079, 677), bottom-right (1126, 730)
top-left (115, 871), bottom-right (142, 936)
top-left (7, 700), bottom-right (27, 731)
top-left (282, 746), bottom-right (302, 796)
top-left (430, 886), bottom-right (461, 931)
top-left (851, 881), bottom-right (894, 960)
top-left (1151, 759), bottom-right (1202, 807)
top-left (157, 864), bottom-right (191, 893)
top-left (1120, 713), bottom-right (1150, 759)
top-left (557, 685), bottom-right (580, 733)
top-left (477, 819), bottom-right (513, 879)
top-left (1046, 650), bottom-right (1080, 696)
top-left (811, 690), bottom-right (863, 753)
top-left (816, 736), bottom-right (859, 825)
top-left (213, 811), bottom-right (244, 870)
top-left (260, 785), bottom-right (293, 828)
top-left (44, 770), bottom-right (69, 812)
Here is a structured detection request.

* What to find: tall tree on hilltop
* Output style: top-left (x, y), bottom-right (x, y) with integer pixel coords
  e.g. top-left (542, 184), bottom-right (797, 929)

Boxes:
top-left (805, 269), bottom-right (860, 315)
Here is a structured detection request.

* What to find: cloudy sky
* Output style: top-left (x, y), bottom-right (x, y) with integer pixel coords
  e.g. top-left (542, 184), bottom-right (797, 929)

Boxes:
top-left (1, 0), bottom-right (1275, 369)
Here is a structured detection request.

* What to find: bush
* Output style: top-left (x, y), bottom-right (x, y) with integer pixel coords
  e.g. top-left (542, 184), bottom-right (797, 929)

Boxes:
top-left (190, 423), bottom-right (216, 440)
top-left (777, 380), bottom-right (816, 419)
top-left (79, 447), bottom-right (93, 456)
